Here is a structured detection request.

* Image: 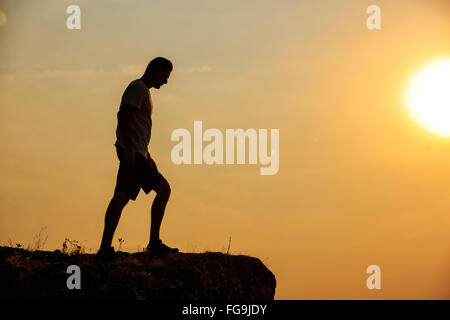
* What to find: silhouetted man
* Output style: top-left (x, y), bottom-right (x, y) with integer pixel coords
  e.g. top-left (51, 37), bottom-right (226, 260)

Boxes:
top-left (98, 57), bottom-right (178, 258)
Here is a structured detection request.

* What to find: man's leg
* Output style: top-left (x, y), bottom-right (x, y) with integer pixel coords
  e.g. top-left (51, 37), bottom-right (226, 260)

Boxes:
top-left (149, 182), bottom-right (171, 242)
top-left (100, 189), bottom-right (131, 249)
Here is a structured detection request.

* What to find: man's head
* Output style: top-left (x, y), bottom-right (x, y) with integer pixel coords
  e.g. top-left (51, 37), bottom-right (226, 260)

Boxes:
top-left (142, 57), bottom-right (173, 89)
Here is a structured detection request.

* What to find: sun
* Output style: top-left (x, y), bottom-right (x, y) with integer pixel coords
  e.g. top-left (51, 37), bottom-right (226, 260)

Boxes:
top-left (406, 58), bottom-right (450, 136)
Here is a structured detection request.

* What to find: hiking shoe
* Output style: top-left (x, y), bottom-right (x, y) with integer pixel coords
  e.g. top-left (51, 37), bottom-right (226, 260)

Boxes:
top-left (96, 246), bottom-right (123, 261)
top-left (146, 239), bottom-right (179, 255)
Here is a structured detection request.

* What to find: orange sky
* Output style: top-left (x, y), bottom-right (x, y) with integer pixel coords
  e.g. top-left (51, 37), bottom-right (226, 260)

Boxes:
top-left (0, 0), bottom-right (449, 299)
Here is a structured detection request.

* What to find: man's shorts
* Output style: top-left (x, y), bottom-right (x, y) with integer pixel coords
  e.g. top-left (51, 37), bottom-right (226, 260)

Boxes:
top-left (114, 146), bottom-right (168, 201)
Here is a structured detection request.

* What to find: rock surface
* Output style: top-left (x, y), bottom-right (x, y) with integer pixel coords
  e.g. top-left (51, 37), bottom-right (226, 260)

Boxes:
top-left (0, 246), bottom-right (276, 300)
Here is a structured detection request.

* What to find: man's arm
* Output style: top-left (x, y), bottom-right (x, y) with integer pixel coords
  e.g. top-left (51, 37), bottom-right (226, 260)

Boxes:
top-left (118, 103), bottom-right (136, 166)
top-left (118, 103), bottom-right (135, 146)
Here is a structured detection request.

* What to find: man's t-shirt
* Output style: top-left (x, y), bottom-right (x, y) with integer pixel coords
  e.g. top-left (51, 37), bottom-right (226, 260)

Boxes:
top-left (114, 78), bottom-right (153, 157)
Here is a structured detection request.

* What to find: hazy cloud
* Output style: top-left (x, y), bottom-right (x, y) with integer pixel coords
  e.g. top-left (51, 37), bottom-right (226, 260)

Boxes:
top-left (0, 64), bottom-right (216, 81)
top-left (117, 63), bottom-right (145, 75)
top-left (0, 64), bottom-right (139, 80)
top-left (0, 66), bottom-right (97, 80)
top-left (0, 10), bottom-right (7, 26)
top-left (178, 65), bottom-right (213, 73)
top-left (117, 64), bottom-right (214, 74)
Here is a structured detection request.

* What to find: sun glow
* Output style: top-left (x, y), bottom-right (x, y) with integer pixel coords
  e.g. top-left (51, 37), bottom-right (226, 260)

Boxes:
top-left (406, 59), bottom-right (450, 136)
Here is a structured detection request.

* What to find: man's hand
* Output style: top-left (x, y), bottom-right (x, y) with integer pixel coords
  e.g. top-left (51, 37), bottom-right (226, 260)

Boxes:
top-left (123, 145), bottom-right (135, 167)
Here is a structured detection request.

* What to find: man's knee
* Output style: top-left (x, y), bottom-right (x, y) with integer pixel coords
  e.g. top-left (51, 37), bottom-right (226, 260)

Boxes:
top-left (155, 182), bottom-right (171, 198)
top-left (112, 189), bottom-right (131, 207)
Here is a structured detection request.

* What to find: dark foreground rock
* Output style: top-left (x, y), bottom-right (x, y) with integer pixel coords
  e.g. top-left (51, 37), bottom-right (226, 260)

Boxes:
top-left (0, 246), bottom-right (276, 300)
